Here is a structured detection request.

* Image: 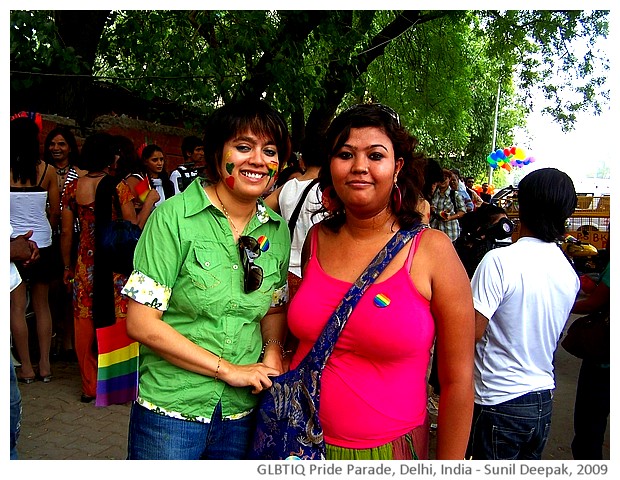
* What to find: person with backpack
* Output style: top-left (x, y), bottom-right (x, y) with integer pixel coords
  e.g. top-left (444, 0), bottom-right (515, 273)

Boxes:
top-left (170, 135), bottom-right (205, 194)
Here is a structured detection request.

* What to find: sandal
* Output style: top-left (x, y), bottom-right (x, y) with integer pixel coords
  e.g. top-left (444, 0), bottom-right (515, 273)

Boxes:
top-left (80, 394), bottom-right (95, 403)
top-left (17, 376), bottom-right (36, 384)
top-left (37, 374), bottom-right (53, 383)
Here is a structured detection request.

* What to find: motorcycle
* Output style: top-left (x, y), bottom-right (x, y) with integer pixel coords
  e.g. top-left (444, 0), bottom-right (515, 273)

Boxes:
top-left (560, 234), bottom-right (598, 274)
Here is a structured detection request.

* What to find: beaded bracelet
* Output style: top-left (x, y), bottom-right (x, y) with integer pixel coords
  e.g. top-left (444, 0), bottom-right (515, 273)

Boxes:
top-left (214, 356), bottom-right (222, 381)
top-left (261, 338), bottom-right (291, 359)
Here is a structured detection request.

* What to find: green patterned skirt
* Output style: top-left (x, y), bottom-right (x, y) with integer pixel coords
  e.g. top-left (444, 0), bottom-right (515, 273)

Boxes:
top-left (325, 415), bottom-right (429, 460)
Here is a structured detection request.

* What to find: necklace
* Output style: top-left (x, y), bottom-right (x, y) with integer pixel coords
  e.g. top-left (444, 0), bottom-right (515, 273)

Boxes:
top-left (56, 166), bottom-right (69, 176)
top-left (214, 187), bottom-right (253, 237)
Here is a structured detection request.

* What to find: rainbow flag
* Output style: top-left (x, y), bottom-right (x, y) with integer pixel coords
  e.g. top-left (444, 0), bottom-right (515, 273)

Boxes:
top-left (95, 320), bottom-right (139, 407)
top-left (134, 175), bottom-right (151, 203)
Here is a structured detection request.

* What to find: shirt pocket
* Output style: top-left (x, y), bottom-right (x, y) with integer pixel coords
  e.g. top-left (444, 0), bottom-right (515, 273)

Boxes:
top-left (186, 247), bottom-right (223, 291)
top-left (176, 246), bottom-right (225, 317)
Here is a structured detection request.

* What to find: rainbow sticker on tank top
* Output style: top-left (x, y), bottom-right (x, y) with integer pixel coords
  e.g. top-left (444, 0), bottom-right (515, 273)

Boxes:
top-left (373, 293), bottom-right (390, 308)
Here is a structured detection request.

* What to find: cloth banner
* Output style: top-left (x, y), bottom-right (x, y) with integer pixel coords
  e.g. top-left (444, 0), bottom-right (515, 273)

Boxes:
top-left (95, 319), bottom-right (139, 407)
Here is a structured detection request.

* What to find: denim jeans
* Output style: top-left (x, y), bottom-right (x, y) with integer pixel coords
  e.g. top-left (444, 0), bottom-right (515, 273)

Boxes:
top-left (127, 401), bottom-right (254, 459)
top-left (10, 356), bottom-right (22, 460)
top-left (467, 389), bottom-right (553, 460)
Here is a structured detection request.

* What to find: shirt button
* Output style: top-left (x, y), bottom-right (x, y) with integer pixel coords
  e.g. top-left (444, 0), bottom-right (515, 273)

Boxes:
top-left (225, 339), bottom-right (232, 344)
top-left (204, 261), bottom-right (210, 267)
top-left (232, 264), bottom-right (239, 270)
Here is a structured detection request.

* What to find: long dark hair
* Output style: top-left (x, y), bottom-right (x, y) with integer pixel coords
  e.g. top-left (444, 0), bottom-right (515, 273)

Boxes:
top-left (318, 103), bottom-right (425, 232)
top-left (114, 135), bottom-right (144, 180)
top-left (10, 117), bottom-right (41, 185)
top-left (202, 99), bottom-right (291, 183)
top-left (140, 144), bottom-right (174, 199)
top-left (43, 126), bottom-right (81, 168)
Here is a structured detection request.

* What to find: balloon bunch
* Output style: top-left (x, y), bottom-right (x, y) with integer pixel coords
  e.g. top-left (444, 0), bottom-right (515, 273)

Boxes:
top-left (486, 146), bottom-right (535, 172)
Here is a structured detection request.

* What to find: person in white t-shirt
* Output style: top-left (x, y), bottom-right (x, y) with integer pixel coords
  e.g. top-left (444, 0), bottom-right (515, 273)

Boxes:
top-left (264, 135), bottom-right (326, 298)
top-left (467, 167), bottom-right (579, 460)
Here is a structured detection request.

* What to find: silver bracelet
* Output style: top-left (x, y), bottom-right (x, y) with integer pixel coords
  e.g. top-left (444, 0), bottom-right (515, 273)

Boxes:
top-left (261, 338), bottom-right (290, 359)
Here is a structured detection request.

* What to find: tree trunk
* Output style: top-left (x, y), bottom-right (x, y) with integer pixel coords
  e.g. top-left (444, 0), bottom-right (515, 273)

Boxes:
top-left (50, 11), bottom-right (110, 126)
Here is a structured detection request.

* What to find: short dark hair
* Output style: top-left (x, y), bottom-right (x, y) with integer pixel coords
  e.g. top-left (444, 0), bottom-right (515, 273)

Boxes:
top-left (202, 99), bottom-right (291, 183)
top-left (299, 134), bottom-right (324, 168)
top-left (319, 103), bottom-right (425, 231)
top-left (181, 135), bottom-right (203, 160)
top-left (421, 158), bottom-right (443, 201)
top-left (517, 168), bottom-right (576, 242)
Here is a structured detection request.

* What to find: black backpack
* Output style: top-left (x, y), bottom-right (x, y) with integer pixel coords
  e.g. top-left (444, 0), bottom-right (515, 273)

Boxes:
top-left (175, 164), bottom-right (199, 192)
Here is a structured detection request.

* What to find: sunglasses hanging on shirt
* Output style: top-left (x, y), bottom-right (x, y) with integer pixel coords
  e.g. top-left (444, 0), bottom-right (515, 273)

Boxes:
top-left (238, 236), bottom-right (264, 293)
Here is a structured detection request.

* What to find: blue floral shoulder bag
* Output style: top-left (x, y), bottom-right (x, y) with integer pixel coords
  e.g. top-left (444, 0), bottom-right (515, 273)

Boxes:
top-left (249, 222), bottom-right (427, 460)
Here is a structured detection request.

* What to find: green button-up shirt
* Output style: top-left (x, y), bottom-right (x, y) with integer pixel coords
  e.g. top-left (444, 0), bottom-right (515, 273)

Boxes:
top-left (122, 178), bottom-right (290, 421)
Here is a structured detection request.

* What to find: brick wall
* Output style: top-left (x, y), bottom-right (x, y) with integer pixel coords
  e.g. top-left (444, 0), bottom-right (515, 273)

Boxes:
top-left (39, 113), bottom-right (202, 172)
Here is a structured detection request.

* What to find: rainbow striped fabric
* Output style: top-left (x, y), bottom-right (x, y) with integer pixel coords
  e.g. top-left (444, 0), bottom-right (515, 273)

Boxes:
top-left (134, 175), bottom-right (151, 203)
top-left (95, 320), bottom-right (139, 407)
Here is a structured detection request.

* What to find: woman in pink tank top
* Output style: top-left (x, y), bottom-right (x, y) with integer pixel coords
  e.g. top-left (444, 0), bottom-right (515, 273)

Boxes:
top-left (287, 104), bottom-right (474, 460)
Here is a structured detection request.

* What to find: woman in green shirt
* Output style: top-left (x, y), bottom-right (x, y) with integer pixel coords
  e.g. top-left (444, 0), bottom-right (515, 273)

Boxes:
top-left (122, 99), bottom-right (292, 459)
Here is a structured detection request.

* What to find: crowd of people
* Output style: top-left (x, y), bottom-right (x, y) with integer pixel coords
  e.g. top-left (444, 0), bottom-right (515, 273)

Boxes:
top-left (10, 101), bottom-right (605, 461)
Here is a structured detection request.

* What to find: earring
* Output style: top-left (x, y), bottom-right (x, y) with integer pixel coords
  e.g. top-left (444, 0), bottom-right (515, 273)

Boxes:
top-left (392, 183), bottom-right (402, 214)
top-left (321, 186), bottom-right (340, 213)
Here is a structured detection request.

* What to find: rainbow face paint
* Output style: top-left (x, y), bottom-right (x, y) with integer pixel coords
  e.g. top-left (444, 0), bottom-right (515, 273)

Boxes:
top-left (267, 160), bottom-right (279, 179)
top-left (222, 155), bottom-right (236, 189)
top-left (373, 293), bottom-right (390, 308)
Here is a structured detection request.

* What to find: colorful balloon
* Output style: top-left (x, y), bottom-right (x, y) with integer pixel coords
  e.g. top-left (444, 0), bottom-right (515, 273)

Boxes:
top-left (514, 147), bottom-right (526, 160)
top-left (486, 146), bottom-right (532, 170)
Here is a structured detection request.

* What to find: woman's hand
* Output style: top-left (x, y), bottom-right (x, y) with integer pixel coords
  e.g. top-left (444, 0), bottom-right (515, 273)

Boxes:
top-left (63, 267), bottom-right (74, 287)
top-left (218, 361), bottom-right (281, 394)
top-left (145, 188), bottom-right (160, 206)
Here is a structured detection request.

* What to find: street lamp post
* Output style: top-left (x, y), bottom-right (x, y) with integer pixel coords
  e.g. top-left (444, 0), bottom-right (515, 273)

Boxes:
top-left (488, 79), bottom-right (502, 185)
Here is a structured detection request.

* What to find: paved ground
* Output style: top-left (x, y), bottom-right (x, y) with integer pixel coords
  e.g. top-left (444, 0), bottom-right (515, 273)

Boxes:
top-left (12, 314), bottom-right (609, 461)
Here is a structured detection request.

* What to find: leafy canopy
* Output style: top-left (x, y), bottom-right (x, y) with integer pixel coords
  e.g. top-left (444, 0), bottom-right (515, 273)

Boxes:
top-left (10, 10), bottom-right (609, 183)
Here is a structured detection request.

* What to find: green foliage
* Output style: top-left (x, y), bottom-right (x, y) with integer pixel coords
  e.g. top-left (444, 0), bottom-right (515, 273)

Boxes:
top-left (10, 10), bottom-right (85, 89)
top-left (10, 9), bottom-right (609, 177)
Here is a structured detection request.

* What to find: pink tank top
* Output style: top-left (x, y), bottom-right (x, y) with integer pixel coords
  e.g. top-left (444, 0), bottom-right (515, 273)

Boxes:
top-left (288, 228), bottom-right (435, 449)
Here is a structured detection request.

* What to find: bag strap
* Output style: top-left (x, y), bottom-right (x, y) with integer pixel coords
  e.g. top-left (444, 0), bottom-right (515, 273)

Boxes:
top-left (288, 178), bottom-right (320, 241)
top-left (449, 189), bottom-right (457, 211)
top-left (302, 222), bottom-right (428, 370)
